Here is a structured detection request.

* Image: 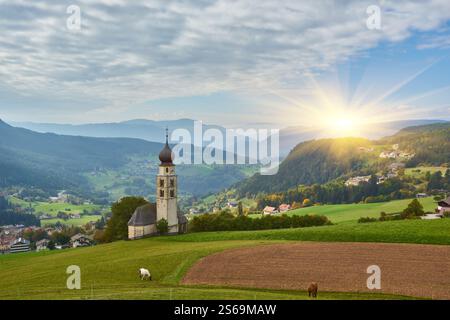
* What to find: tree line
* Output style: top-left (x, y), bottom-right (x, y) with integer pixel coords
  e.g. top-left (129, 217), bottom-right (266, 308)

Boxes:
top-left (0, 196), bottom-right (40, 226)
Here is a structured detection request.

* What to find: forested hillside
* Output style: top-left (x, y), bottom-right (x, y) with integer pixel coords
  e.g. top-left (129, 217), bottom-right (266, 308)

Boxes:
top-left (0, 120), bottom-right (254, 200)
top-left (0, 196), bottom-right (40, 226)
top-left (379, 123), bottom-right (450, 167)
top-left (236, 123), bottom-right (449, 196)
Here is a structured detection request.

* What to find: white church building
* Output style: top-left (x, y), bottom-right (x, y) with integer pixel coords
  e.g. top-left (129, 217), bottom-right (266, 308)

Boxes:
top-left (127, 130), bottom-right (187, 239)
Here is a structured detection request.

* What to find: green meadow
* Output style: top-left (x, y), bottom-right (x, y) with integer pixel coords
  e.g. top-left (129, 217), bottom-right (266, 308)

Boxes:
top-left (8, 196), bottom-right (106, 226)
top-left (283, 197), bottom-right (436, 224)
top-left (173, 218), bottom-right (450, 245)
top-left (1, 218), bottom-right (448, 300)
top-left (404, 166), bottom-right (448, 179)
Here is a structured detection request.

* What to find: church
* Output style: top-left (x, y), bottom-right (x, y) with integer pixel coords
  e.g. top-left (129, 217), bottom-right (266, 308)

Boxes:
top-left (127, 130), bottom-right (187, 239)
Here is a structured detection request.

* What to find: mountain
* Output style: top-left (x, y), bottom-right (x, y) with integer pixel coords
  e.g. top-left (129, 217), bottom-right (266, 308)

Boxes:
top-left (278, 119), bottom-right (448, 156)
top-left (11, 119), bottom-right (227, 144)
top-left (0, 119), bottom-right (162, 196)
top-left (12, 119), bottom-right (446, 156)
top-left (0, 120), bottom-right (253, 200)
top-left (379, 122), bottom-right (450, 167)
top-left (236, 123), bottom-right (450, 196)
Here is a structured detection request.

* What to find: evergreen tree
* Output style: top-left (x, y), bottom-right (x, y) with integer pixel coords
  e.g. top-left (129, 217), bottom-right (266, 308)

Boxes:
top-left (402, 199), bottom-right (425, 218)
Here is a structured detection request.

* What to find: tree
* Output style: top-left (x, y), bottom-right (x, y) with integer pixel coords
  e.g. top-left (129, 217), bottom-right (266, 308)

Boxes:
top-left (156, 218), bottom-right (169, 235)
top-left (402, 199), bottom-right (424, 218)
top-left (427, 171), bottom-right (443, 191)
top-left (103, 197), bottom-right (148, 242)
top-left (237, 202), bottom-right (244, 216)
top-left (302, 198), bottom-right (312, 207)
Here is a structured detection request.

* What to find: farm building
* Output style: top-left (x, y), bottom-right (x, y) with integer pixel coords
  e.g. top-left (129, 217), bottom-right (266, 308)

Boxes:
top-left (263, 206), bottom-right (278, 215)
top-left (70, 234), bottom-right (94, 248)
top-left (437, 196), bottom-right (450, 214)
top-left (9, 238), bottom-right (31, 254)
top-left (36, 239), bottom-right (50, 251)
top-left (279, 204), bottom-right (291, 213)
top-left (227, 201), bottom-right (238, 208)
top-left (127, 130), bottom-right (188, 239)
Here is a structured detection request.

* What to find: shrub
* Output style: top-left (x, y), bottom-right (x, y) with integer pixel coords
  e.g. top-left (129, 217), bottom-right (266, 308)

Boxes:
top-left (401, 199), bottom-right (425, 219)
top-left (358, 217), bottom-right (378, 223)
top-left (189, 212), bottom-right (331, 232)
top-left (156, 218), bottom-right (169, 235)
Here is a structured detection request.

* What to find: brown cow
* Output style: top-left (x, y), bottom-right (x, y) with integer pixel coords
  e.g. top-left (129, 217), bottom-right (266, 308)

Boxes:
top-left (308, 282), bottom-right (318, 298)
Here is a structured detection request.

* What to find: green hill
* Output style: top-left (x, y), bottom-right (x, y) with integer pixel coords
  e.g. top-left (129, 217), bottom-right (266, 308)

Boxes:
top-left (0, 120), bottom-right (253, 200)
top-left (2, 218), bottom-right (447, 300)
top-left (0, 120), bottom-right (162, 195)
top-left (284, 197), bottom-right (436, 224)
top-left (236, 123), bottom-right (449, 196)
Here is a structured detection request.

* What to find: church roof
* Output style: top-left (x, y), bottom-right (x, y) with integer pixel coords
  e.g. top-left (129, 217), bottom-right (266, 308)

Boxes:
top-left (128, 203), bottom-right (157, 226)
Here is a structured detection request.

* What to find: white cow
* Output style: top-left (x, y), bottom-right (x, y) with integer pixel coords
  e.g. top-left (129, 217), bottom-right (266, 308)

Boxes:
top-left (139, 268), bottom-right (152, 281)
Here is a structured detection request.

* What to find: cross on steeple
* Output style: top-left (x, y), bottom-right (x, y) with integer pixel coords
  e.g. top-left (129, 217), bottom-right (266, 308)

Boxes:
top-left (165, 126), bottom-right (169, 144)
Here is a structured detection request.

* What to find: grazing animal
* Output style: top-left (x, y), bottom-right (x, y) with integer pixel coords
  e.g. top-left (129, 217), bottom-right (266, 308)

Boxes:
top-left (139, 268), bottom-right (152, 281)
top-left (308, 282), bottom-right (318, 298)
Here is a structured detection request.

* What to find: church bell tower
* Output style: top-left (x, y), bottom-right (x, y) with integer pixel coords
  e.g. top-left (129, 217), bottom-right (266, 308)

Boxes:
top-left (156, 128), bottom-right (178, 233)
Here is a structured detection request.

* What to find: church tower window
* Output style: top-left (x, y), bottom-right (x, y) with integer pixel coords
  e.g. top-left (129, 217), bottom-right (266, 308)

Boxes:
top-left (160, 190), bottom-right (164, 197)
top-left (160, 179), bottom-right (164, 187)
top-left (170, 190), bottom-right (174, 198)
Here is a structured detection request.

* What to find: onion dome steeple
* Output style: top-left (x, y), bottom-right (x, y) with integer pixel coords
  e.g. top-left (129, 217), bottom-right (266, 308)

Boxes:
top-left (159, 127), bottom-right (174, 165)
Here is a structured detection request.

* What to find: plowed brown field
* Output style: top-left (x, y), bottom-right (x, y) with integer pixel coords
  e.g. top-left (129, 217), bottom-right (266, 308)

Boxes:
top-left (182, 242), bottom-right (450, 299)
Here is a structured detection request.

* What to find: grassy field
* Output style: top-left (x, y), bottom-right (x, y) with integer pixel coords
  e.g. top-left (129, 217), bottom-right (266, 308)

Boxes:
top-left (405, 166), bottom-right (448, 178)
top-left (9, 197), bottom-right (106, 217)
top-left (8, 196), bottom-right (106, 226)
top-left (0, 237), bottom-right (414, 300)
top-left (0, 218), bottom-right (448, 300)
top-left (173, 218), bottom-right (450, 245)
top-left (277, 197), bottom-right (437, 224)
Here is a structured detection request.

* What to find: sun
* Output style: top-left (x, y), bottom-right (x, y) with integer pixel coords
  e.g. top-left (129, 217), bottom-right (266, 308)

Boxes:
top-left (319, 112), bottom-right (366, 137)
top-left (335, 117), bottom-right (354, 130)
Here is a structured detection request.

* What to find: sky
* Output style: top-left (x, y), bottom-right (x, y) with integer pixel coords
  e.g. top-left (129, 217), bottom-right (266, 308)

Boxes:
top-left (1, 0), bottom-right (450, 129)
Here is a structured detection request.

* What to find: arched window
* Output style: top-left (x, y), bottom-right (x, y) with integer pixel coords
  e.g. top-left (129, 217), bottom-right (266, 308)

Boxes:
top-left (160, 190), bottom-right (164, 197)
top-left (170, 179), bottom-right (174, 187)
top-left (170, 189), bottom-right (174, 198)
top-left (160, 179), bottom-right (164, 187)
top-left (166, 168), bottom-right (169, 173)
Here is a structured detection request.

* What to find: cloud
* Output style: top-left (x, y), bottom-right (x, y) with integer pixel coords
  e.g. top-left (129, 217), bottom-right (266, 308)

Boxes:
top-left (1, 0), bottom-right (450, 121)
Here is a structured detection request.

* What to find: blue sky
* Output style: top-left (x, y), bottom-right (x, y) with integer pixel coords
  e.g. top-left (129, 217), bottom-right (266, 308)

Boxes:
top-left (0, 0), bottom-right (450, 128)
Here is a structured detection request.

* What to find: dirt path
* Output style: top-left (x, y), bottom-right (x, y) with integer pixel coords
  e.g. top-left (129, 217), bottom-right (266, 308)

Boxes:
top-left (182, 242), bottom-right (450, 299)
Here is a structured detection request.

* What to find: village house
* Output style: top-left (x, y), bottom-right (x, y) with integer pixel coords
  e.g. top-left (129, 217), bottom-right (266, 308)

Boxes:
top-left (36, 239), bottom-right (50, 251)
top-left (263, 206), bottom-right (278, 215)
top-left (189, 208), bottom-right (200, 214)
top-left (279, 204), bottom-right (291, 213)
top-left (345, 176), bottom-right (371, 186)
top-left (379, 151), bottom-right (398, 159)
top-left (9, 238), bottom-right (31, 254)
top-left (70, 234), bottom-right (94, 248)
top-left (437, 196), bottom-right (450, 214)
top-left (227, 201), bottom-right (238, 208)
